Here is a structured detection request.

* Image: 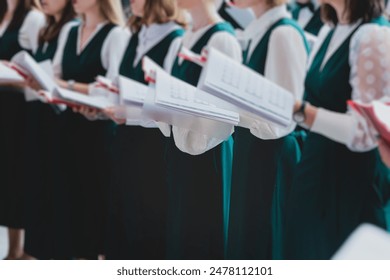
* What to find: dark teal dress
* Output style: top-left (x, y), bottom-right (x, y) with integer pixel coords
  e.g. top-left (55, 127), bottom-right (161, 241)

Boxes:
top-left (291, 3), bottom-right (323, 36)
top-left (105, 28), bottom-right (184, 260)
top-left (166, 22), bottom-right (235, 260)
top-left (0, 15), bottom-right (30, 229)
top-left (285, 18), bottom-right (389, 260)
top-left (23, 35), bottom-right (73, 259)
top-left (59, 23), bottom-right (116, 259)
top-left (227, 19), bottom-right (309, 260)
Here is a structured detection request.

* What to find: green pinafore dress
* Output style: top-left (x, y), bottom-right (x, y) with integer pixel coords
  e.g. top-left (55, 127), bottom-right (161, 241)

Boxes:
top-left (106, 28), bottom-right (184, 260)
top-left (0, 16), bottom-right (30, 229)
top-left (23, 35), bottom-right (74, 259)
top-left (227, 18), bottom-right (309, 260)
top-left (60, 23), bottom-right (116, 259)
top-left (166, 22), bottom-right (235, 259)
top-left (285, 17), bottom-right (389, 260)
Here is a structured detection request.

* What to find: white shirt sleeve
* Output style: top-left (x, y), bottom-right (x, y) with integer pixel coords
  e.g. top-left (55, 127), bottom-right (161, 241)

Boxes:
top-left (248, 25), bottom-right (308, 140)
top-left (18, 10), bottom-right (46, 53)
top-left (163, 36), bottom-right (182, 73)
top-left (100, 26), bottom-right (130, 80)
top-left (172, 31), bottom-right (242, 155)
top-left (52, 21), bottom-right (79, 78)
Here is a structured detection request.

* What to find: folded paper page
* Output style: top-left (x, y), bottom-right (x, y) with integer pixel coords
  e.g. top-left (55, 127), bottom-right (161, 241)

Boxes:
top-left (118, 76), bottom-right (148, 105)
top-left (55, 88), bottom-right (118, 110)
top-left (0, 62), bottom-right (25, 84)
top-left (198, 47), bottom-right (294, 127)
top-left (142, 56), bottom-right (239, 140)
top-left (11, 51), bottom-right (57, 92)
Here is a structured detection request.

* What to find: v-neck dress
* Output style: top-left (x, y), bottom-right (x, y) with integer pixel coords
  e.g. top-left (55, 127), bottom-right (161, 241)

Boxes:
top-left (284, 17), bottom-right (389, 260)
top-left (105, 27), bottom-right (184, 260)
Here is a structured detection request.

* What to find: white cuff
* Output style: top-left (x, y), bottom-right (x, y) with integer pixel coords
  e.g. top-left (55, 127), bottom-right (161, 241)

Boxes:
top-left (311, 108), bottom-right (354, 145)
top-left (172, 127), bottom-right (223, 155)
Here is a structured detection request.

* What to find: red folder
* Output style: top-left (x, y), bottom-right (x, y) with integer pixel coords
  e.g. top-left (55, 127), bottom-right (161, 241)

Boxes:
top-left (348, 100), bottom-right (390, 145)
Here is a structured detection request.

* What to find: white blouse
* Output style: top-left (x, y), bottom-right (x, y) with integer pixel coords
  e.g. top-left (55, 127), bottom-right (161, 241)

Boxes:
top-left (169, 17), bottom-right (243, 155)
top-left (239, 4), bottom-right (308, 140)
top-left (52, 21), bottom-right (129, 92)
top-left (310, 24), bottom-right (390, 152)
top-left (0, 9), bottom-right (45, 54)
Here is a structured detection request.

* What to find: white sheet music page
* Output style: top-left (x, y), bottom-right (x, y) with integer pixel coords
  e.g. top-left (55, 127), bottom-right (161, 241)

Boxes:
top-left (0, 62), bottom-right (25, 83)
top-left (199, 48), bottom-right (294, 127)
top-left (332, 224), bottom-right (390, 260)
top-left (142, 56), bottom-right (239, 124)
top-left (55, 88), bottom-right (117, 110)
top-left (118, 76), bottom-right (148, 105)
top-left (154, 67), bottom-right (239, 124)
top-left (11, 51), bottom-right (57, 92)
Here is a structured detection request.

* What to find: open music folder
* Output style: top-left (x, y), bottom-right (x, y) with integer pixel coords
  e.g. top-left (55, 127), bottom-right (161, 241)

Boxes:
top-left (118, 76), bottom-right (148, 106)
top-left (143, 56), bottom-right (239, 125)
top-left (11, 51), bottom-right (57, 92)
top-left (348, 100), bottom-right (390, 145)
top-left (0, 62), bottom-right (26, 84)
top-left (198, 47), bottom-right (295, 128)
top-left (10, 51), bottom-right (118, 109)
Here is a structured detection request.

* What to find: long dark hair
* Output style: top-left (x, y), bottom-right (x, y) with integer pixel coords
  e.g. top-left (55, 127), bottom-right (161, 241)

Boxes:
top-left (39, 0), bottom-right (75, 44)
top-left (321, 0), bottom-right (384, 25)
top-left (0, 0), bottom-right (39, 30)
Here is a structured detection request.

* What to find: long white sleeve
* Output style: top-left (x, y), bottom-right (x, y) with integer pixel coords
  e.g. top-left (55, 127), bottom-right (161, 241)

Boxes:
top-left (173, 31), bottom-right (242, 155)
top-left (100, 26), bottom-right (130, 81)
top-left (18, 10), bottom-right (46, 53)
top-left (248, 25), bottom-right (308, 140)
top-left (52, 21), bottom-right (79, 78)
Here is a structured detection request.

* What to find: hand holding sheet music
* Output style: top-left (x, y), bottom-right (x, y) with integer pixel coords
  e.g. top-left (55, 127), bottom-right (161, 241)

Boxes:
top-left (142, 56), bottom-right (239, 139)
top-left (198, 48), bottom-right (294, 127)
top-left (144, 56), bottom-right (239, 125)
top-left (55, 87), bottom-right (118, 110)
top-left (11, 51), bottom-right (57, 92)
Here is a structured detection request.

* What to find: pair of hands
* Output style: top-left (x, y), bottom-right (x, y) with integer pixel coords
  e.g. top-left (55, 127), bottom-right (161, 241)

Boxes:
top-left (72, 106), bottom-right (126, 125)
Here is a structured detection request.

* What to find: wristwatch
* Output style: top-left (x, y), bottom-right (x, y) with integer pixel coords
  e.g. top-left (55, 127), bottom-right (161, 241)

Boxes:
top-left (293, 101), bottom-right (307, 124)
top-left (67, 79), bottom-right (75, 91)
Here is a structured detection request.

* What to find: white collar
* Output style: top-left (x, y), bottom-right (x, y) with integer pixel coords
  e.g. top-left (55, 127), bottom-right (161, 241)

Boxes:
top-left (243, 5), bottom-right (290, 40)
top-left (183, 15), bottom-right (224, 50)
top-left (133, 21), bottom-right (180, 66)
top-left (139, 21), bottom-right (179, 44)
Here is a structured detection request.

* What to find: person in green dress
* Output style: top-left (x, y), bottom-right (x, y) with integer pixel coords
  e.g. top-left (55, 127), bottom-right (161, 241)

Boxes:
top-left (22, 0), bottom-right (76, 260)
top-left (99, 0), bottom-right (184, 260)
top-left (226, 0), bottom-right (309, 260)
top-left (164, 0), bottom-right (242, 259)
top-left (50, 0), bottom-right (127, 259)
top-left (286, 0), bottom-right (389, 260)
top-left (0, 0), bottom-right (45, 260)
